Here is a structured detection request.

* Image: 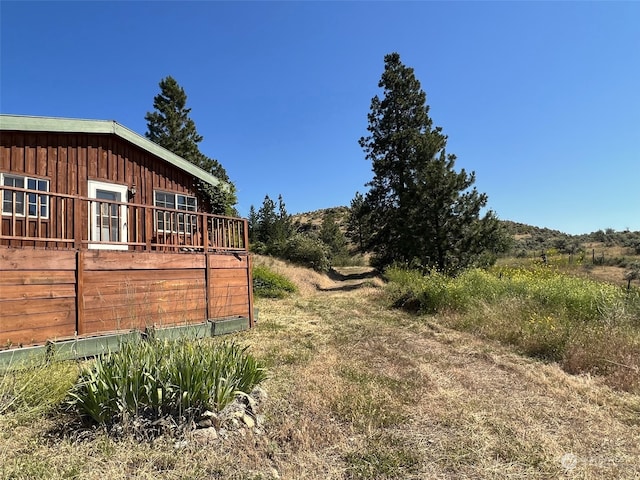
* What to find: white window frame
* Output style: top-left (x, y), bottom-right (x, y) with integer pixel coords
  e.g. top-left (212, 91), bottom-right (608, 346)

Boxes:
top-left (153, 190), bottom-right (197, 234)
top-left (1, 173), bottom-right (50, 219)
top-left (88, 180), bottom-right (128, 250)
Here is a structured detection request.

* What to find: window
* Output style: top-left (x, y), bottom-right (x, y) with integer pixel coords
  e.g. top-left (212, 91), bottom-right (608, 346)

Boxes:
top-left (154, 191), bottom-right (197, 234)
top-left (1, 174), bottom-right (49, 218)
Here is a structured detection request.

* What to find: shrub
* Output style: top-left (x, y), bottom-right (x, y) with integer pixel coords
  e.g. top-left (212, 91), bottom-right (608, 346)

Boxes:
top-left (332, 253), bottom-right (367, 267)
top-left (282, 234), bottom-right (331, 272)
top-left (67, 338), bottom-right (266, 429)
top-left (253, 265), bottom-right (297, 298)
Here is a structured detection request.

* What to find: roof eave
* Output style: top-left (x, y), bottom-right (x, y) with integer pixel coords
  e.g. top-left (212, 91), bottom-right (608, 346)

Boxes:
top-left (0, 114), bottom-right (227, 191)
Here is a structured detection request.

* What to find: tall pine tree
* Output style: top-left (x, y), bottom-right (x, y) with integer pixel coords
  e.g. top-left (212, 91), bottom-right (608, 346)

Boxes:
top-left (145, 76), bottom-right (237, 215)
top-left (360, 53), bottom-right (508, 273)
top-left (320, 211), bottom-right (348, 260)
top-left (346, 191), bottom-right (372, 252)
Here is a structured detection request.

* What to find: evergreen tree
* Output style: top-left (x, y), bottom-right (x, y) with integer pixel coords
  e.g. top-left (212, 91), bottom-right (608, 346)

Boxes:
top-left (248, 205), bottom-right (259, 243)
top-left (253, 194), bottom-right (294, 255)
top-left (273, 194), bottom-right (294, 246)
top-left (346, 191), bottom-right (371, 252)
top-left (145, 76), bottom-right (237, 215)
top-left (360, 53), bottom-right (507, 273)
top-left (256, 195), bottom-right (277, 245)
top-left (320, 211), bottom-right (348, 260)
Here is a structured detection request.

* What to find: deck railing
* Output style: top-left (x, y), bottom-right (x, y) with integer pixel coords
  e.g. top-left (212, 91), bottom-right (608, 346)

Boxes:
top-left (1, 185), bottom-right (247, 252)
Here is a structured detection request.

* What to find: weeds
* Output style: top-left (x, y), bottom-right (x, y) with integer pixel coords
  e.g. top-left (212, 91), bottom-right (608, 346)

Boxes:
top-left (0, 355), bottom-right (78, 420)
top-left (343, 434), bottom-right (420, 479)
top-left (385, 265), bottom-right (640, 391)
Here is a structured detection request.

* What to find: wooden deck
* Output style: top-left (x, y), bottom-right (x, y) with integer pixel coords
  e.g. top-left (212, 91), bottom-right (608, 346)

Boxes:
top-left (0, 188), bottom-right (253, 348)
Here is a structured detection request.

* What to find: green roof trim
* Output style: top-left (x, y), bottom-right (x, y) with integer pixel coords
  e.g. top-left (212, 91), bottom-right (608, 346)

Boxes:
top-left (0, 114), bottom-right (226, 190)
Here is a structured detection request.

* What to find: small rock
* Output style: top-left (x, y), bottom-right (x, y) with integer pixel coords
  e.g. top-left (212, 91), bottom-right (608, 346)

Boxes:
top-left (242, 393), bottom-right (258, 409)
top-left (241, 413), bottom-right (255, 429)
top-left (255, 414), bottom-right (265, 427)
top-left (201, 410), bottom-right (216, 418)
top-left (196, 419), bottom-right (212, 428)
top-left (173, 440), bottom-right (189, 449)
top-left (192, 427), bottom-right (218, 445)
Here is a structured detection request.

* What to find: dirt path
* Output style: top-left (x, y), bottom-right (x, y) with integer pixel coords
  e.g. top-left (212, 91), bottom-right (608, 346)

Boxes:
top-left (245, 260), bottom-right (640, 479)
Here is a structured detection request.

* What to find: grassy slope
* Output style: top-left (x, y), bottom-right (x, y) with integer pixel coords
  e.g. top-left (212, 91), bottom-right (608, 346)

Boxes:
top-left (1, 257), bottom-right (639, 479)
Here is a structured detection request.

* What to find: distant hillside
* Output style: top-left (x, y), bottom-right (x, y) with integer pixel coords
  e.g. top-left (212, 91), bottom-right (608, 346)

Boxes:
top-left (292, 208), bottom-right (640, 258)
top-left (292, 206), bottom-right (350, 235)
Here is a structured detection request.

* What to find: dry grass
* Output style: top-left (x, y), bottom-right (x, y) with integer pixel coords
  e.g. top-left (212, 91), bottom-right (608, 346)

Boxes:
top-left (1, 257), bottom-right (639, 479)
top-left (579, 265), bottom-right (635, 287)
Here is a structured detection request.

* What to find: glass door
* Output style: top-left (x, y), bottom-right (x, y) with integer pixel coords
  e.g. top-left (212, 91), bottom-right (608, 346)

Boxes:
top-left (88, 181), bottom-right (128, 250)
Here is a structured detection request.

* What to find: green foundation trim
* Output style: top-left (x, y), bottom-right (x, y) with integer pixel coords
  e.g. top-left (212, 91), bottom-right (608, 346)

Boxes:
top-left (0, 317), bottom-right (251, 370)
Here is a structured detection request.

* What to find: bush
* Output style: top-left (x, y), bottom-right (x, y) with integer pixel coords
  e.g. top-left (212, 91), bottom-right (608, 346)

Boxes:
top-left (332, 253), bottom-right (367, 267)
top-left (253, 265), bottom-right (297, 298)
top-left (67, 338), bottom-right (266, 429)
top-left (282, 234), bottom-right (331, 272)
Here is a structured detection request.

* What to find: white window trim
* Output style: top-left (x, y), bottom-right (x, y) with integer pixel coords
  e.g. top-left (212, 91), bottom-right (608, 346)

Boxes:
top-left (153, 190), bottom-right (198, 234)
top-left (88, 180), bottom-right (128, 250)
top-left (1, 173), bottom-right (50, 219)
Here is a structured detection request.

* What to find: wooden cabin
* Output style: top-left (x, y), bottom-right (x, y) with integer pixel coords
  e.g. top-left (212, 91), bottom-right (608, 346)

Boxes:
top-left (0, 114), bottom-right (253, 350)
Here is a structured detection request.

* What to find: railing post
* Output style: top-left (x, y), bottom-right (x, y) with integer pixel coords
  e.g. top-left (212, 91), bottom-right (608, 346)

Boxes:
top-left (247, 253), bottom-right (255, 327)
top-left (76, 250), bottom-right (84, 336)
top-left (205, 251), bottom-right (211, 320)
top-left (243, 219), bottom-right (249, 250)
top-left (145, 206), bottom-right (152, 251)
top-left (74, 197), bottom-right (82, 249)
top-left (203, 214), bottom-right (209, 251)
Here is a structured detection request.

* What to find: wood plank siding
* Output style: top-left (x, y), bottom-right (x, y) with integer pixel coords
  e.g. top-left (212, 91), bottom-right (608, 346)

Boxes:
top-left (0, 120), bottom-right (253, 349)
top-left (1, 131), bottom-right (197, 248)
top-left (0, 248), bottom-right (253, 347)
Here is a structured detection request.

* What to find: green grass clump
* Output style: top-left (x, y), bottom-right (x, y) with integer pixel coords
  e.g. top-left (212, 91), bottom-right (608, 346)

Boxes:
top-left (385, 265), bottom-right (640, 391)
top-left (0, 356), bottom-right (78, 419)
top-left (386, 265), bottom-right (640, 321)
top-left (67, 338), bottom-right (266, 427)
top-left (344, 434), bottom-right (420, 479)
top-left (253, 265), bottom-right (297, 298)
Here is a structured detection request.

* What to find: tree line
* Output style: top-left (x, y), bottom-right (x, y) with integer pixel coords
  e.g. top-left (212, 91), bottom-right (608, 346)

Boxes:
top-left (247, 195), bottom-right (351, 272)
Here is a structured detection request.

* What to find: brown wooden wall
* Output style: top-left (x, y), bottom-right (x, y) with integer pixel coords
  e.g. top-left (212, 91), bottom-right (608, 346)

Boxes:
top-left (0, 131), bottom-right (206, 249)
top-left (0, 247), bottom-right (253, 347)
top-left (0, 131), bottom-right (198, 202)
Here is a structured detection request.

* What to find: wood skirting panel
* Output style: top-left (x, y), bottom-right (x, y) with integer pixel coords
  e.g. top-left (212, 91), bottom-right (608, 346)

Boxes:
top-left (0, 249), bottom-right (77, 346)
top-left (0, 247), bottom-right (252, 348)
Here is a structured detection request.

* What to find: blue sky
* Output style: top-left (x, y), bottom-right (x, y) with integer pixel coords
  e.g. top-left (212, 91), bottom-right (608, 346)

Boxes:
top-left (1, 1), bottom-right (638, 235)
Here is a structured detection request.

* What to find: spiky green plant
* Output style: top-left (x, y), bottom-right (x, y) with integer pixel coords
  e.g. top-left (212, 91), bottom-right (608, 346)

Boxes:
top-left (67, 338), bottom-right (266, 427)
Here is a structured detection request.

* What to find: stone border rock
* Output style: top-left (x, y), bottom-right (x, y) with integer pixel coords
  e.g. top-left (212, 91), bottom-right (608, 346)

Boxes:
top-left (188, 386), bottom-right (268, 446)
